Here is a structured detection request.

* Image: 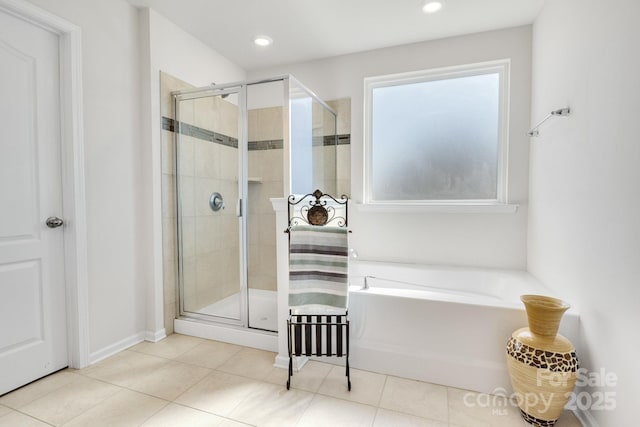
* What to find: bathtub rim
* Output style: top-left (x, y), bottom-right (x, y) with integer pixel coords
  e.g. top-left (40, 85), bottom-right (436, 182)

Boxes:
top-left (348, 259), bottom-right (571, 310)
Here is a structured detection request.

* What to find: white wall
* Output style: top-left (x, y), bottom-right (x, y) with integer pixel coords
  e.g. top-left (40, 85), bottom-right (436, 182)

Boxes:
top-left (249, 26), bottom-right (532, 269)
top-left (22, 0), bottom-right (247, 360)
top-left (145, 8), bottom-right (246, 88)
top-left (26, 0), bottom-right (146, 357)
top-left (139, 8), bottom-right (246, 337)
top-left (529, 1), bottom-right (640, 425)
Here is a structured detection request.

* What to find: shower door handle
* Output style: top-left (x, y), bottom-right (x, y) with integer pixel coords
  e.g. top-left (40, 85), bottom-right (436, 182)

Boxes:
top-left (236, 199), bottom-right (243, 217)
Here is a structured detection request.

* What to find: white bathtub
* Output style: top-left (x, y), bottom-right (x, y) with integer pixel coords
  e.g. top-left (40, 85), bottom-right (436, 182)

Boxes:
top-left (347, 260), bottom-right (580, 394)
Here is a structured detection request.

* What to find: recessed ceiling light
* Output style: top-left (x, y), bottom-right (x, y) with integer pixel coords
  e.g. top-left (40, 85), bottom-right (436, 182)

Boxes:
top-left (422, 1), bottom-right (443, 13)
top-left (253, 35), bottom-right (273, 47)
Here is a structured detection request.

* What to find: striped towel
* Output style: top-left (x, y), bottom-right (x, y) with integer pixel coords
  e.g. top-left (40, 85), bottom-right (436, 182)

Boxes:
top-left (289, 225), bottom-right (349, 311)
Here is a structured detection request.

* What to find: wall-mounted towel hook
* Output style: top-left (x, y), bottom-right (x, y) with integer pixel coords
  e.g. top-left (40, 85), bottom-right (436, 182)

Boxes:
top-left (528, 107), bottom-right (570, 137)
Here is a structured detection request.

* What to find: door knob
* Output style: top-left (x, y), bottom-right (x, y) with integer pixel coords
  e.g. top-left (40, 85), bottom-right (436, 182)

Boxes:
top-left (46, 216), bottom-right (64, 228)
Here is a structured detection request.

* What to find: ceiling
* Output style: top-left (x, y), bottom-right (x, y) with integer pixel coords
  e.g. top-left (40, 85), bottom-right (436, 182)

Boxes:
top-left (126, 0), bottom-right (544, 71)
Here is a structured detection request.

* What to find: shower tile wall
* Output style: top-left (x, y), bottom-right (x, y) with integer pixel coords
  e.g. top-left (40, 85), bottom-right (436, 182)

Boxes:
top-left (327, 98), bottom-right (351, 197)
top-left (311, 101), bottom-right (336, 195)
top-left (247, 107), bottom-right (283, 293)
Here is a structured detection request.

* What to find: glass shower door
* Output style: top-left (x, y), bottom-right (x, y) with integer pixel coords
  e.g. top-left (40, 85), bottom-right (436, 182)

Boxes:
top-left (175, 89), bottom-right (245, 324)
top-left (245, 81), bottom-right (284, 332)
top-left (289, 78), bottom-right (337, 195)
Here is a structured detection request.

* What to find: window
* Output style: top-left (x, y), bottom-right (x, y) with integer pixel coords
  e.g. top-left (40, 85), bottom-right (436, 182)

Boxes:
top-left (364, 60), bottom-right (509, 205)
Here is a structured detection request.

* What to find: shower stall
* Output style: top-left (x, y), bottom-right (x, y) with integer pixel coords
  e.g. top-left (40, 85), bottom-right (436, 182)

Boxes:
top-left (170, 75), bottom-right (337, 337)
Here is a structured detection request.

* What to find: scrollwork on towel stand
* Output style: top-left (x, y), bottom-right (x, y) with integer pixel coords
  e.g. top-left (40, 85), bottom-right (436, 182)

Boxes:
top-left (285, 189), bottom-right (349, 231)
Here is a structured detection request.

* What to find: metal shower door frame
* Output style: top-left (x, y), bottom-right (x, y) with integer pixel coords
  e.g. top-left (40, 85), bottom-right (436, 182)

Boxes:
top-left (172, 84), bottom-right (248, 327)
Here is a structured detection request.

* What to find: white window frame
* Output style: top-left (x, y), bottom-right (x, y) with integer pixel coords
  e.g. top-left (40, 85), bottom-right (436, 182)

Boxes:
top-left (363, 59), bottom-right (513, 212)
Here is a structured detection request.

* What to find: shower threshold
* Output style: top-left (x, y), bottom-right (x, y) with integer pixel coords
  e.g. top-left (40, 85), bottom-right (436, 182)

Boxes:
top-left (198, 288), bottom-right (278, 332)
top-left (175, 287), bottom-right (278, 353)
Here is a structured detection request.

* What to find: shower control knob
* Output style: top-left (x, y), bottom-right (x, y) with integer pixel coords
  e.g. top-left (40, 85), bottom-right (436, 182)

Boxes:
top-left (46, 216), bottom-right (64, 228)
top-left (209, 192), bottom-right (224, 212)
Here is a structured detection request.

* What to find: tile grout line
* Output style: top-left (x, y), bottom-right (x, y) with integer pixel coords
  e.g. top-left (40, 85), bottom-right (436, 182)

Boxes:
top-left (72, 359), bottom-right (210, 414)
top-left (376, 374), bottom-right (389, 408)
top-left (164, 368), bottom-right (215, 404)
top-left (54, 374), bottom-right (249, 427)
top-left (0, 369), bottom-right (83, 411)
top-left (166, 401), bottom-right (254, 426)
top-left (5, 407), bottom-right (56, 426)
top-left (137, 399), bottom-right (172, 427)
top-left (370, 374), bottom-right (390, 427)
top-left (2, 372), bottom-right (119, 427)
top-left (48, 387), bottom-right (130, 427)
top-left (291, 389), bottom-right (316, 427)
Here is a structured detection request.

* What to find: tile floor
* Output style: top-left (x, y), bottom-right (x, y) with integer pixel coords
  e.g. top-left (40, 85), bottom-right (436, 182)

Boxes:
top-left (0, 334), bottom-right (583, 427)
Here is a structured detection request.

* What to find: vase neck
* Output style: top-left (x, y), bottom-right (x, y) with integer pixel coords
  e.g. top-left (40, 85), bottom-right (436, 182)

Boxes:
top-left (522, 297), bottom-right (569, 337)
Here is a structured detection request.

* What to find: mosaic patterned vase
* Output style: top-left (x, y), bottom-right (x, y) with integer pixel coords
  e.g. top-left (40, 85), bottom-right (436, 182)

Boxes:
top-left (506, 295), bottom-right (579, 427)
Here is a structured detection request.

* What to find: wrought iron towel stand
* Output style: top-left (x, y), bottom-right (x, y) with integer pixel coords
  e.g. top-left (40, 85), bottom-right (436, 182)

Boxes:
top-left (285, 189), bottom-right (351, 391)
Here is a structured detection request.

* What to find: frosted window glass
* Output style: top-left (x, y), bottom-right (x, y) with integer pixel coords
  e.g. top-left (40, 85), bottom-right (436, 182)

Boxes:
top-left (371, 73), bottom-right (500, 201)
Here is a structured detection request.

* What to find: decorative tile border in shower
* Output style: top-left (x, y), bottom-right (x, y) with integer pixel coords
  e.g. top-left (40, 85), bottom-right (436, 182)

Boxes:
top-left (162, 117), bottom-right (238, 148)
top-left (162, 116), bottom-right (350, 150)
top-left (318, 135), bottom-right (351, 146)
top-left (248, 140), bottom-right (283, 150)
top-left (337, 135), bottom-right (350, 145)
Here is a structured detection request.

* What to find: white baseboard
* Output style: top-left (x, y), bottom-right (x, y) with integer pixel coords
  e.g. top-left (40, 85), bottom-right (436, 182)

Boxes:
top-left (88, 331), bottom-right (146, 365)
top-left (274, 354), bottom-right (289, 369)
top-left (573, 409), bottom-right (601, 427)
top-left (274, 354), bottom-right (308, 371)
top-left (145, 328), bottom-right (166, 343)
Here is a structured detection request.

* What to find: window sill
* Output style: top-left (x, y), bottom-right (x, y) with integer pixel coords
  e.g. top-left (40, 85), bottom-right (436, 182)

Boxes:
top-left (354, 202), bottom-right (519, 214)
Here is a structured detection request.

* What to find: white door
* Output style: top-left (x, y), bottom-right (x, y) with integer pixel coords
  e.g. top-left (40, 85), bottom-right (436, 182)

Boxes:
top-left (0, 8), bottom-right (68, 394)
